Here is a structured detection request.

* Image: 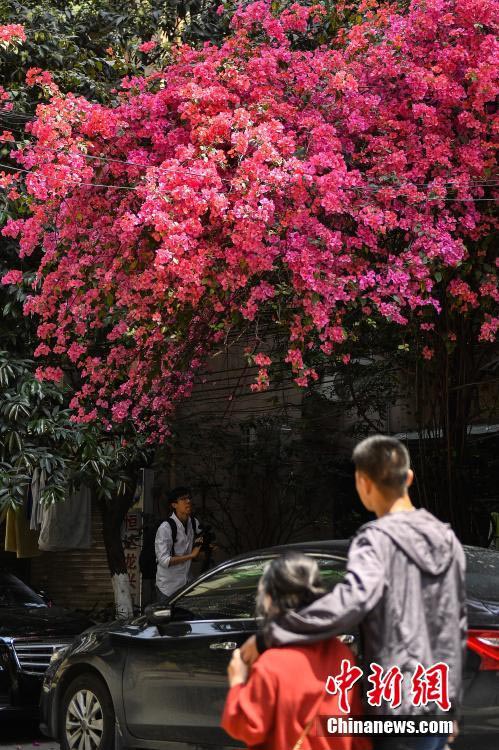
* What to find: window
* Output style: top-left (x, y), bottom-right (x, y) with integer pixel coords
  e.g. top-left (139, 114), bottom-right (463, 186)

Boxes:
top-left (171, 555), bottom-right (346, 621)
top-left (465, 547), bottom-right (499, 600)
top-left (317, 557), bottom-right (346, 589)
top-left (172, 560), bottom-right (270, 620)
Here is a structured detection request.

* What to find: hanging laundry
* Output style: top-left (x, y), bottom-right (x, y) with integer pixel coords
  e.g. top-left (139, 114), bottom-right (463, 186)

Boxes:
top-left (30, 467), bottom-right (46, 530)
top-left (4, 493), bottom-right (41, 558)
top-left (38, 485), bottom-right (92, 551)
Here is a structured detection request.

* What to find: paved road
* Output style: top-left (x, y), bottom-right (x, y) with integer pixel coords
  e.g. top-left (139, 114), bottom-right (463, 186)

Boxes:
top-left (0, 719), bottom-right (58, 750)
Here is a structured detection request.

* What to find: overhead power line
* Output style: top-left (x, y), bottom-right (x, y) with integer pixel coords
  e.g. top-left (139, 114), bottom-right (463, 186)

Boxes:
top-left (1, 140), bottom-right (498, 191)
top-left (0, 161), bottom-right (497, 202)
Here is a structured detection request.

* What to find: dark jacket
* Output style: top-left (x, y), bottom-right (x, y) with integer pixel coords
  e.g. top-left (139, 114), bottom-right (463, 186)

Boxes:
top-left (262, 509), bottom-right (467, 716)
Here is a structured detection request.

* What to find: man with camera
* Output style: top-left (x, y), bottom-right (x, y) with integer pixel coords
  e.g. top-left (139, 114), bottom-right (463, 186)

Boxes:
top-left (154, 486), bottom-right (205, 604)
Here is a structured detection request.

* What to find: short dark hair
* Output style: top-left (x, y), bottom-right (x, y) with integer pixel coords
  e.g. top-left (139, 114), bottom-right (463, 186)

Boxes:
top-left (256, 552), bottom-right (326, 620)
top-left (352, 435), bottom-right (410, 494)
top-left (167, 486), bottom-right (192, 505)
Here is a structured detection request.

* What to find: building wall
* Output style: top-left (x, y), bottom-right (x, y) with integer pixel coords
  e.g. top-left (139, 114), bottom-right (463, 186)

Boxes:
top-left (30, 499), bottom-right (113, 612)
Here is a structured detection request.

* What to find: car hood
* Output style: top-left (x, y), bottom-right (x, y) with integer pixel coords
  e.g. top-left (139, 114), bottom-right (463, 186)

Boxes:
top-left (0, 605), bottom-right (92, 638)
top-left (467, 596), bottom-right (499, 629)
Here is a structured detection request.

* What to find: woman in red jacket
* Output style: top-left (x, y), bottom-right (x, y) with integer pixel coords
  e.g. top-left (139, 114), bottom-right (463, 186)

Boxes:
top-left (222, 552), bottom-right (371, 750)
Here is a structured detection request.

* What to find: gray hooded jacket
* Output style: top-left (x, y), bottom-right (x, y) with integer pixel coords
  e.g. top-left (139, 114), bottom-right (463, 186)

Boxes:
top-left (263, 509), bottom-right (467, 715)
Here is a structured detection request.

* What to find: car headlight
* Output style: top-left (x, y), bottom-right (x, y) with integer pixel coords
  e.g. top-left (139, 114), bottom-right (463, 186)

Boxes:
top-left (50, 646), bottom-right (69, 665)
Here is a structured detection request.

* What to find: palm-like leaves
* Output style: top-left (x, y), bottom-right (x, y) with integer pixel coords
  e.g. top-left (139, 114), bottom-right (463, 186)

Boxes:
top-left (0, 351), bottom-right (149, 510)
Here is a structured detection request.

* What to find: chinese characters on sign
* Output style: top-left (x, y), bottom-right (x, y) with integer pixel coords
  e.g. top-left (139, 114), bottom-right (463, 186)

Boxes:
top-left (122, 510), bottom-right (142, 607)
top-left (325, 659), bottom-right (450, 713)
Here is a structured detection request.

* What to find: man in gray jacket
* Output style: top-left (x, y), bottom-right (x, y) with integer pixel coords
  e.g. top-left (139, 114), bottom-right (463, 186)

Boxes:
top-left (241, 435), bottom-right (467, 750)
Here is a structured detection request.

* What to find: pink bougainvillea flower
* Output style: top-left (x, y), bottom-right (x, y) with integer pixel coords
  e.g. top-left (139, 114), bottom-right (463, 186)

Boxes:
top-left (1, 0), bottom-right (496, 440)
top-left (138, 40), bottom-right (157, 54)
top-left (1, 269), bottom-right (23, 285)
top-left (0, 24), bottom-right (26, 44)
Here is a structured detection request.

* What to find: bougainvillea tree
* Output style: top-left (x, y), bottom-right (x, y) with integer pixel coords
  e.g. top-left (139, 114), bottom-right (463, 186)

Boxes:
top-left (2, 0), bottom-right (498, 472)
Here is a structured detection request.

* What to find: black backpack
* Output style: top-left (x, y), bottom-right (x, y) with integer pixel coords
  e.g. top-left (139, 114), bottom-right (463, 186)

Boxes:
top-left (139, 516), bottom-right (200, 579)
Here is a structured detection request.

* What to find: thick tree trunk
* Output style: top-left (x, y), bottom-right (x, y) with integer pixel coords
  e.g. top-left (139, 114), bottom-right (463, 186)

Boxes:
top-left (101, 485), bottom-right (136, 619)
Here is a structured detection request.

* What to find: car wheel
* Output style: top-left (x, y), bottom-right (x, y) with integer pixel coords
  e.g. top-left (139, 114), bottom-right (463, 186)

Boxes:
top-left (59, 673), bottom-right (115, 750)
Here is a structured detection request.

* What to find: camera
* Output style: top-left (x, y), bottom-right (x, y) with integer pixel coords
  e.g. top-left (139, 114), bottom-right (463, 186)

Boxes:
top-left (195, 524), bottom-right (217, 571)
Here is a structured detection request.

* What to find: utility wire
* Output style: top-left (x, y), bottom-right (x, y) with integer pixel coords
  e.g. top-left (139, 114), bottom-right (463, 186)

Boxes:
top-left (0, 162), bottom-right (139, 191)
top-left (3, 141), bottom-right (499, 197)
top-left (0, 162), bottom-right (497, 202)
top-left (3, 141), bottom-right (498, 190)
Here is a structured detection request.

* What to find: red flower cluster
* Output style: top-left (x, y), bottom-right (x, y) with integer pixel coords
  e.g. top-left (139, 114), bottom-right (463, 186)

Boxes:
top-left (0, 24), bottom-right (26, 44)
top-left (0, 24), bottom-right (26, 114)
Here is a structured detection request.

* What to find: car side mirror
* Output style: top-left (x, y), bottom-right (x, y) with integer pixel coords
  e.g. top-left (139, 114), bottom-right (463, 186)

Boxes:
top-left (145, 604), bottom-right (172, 625)
top-left (37, 589), bottom-right (53, 607)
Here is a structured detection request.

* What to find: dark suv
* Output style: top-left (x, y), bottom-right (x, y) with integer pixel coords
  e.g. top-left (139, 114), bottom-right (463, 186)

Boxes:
top-left (0, 571), bottom-right (90, 716)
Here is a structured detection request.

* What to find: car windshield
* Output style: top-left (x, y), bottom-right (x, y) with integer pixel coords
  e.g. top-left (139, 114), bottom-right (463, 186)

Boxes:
top-left (0, 572), bottom-right (46, 607)
top-left (465, 546), bottom-right (499, 601)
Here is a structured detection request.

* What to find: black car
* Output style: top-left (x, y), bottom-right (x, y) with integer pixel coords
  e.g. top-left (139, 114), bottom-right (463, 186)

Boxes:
top-left (41, 542), bottom-right (499, 750)
top-left (0, 571), bottom-right (91, 717)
